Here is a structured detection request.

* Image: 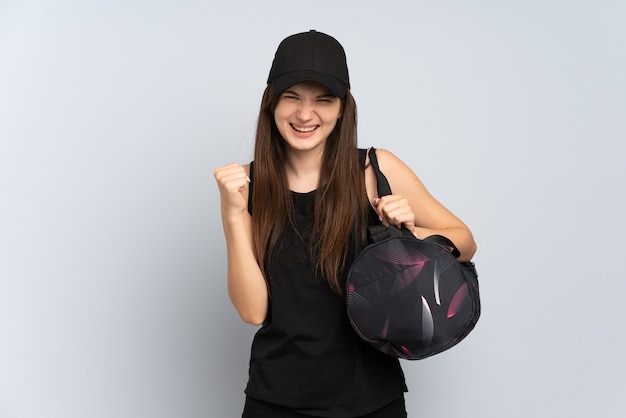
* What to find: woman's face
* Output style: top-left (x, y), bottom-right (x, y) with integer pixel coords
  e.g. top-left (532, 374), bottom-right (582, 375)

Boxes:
top-left (273, 81), bottom-right (342, 153)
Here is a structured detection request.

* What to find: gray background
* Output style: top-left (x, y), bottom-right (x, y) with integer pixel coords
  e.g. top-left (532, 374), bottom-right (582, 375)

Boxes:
top-left (1, 1), bottom-right (624, 417)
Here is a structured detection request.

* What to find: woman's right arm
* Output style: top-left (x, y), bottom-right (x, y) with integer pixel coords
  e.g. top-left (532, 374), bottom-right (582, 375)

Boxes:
top-left (213, 163), bottom-right (268, 325)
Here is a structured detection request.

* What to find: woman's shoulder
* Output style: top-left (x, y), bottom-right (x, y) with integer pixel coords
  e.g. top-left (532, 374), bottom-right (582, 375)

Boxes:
top-left (363, 147), bottom-right (420, 197)
top-left (373, 148), bottom-right (412, 171)
top-left (361, 147), bottom-right (400, 170)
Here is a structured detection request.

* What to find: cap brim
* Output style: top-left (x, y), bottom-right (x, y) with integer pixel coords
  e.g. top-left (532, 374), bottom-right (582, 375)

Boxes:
top-left (271, 70), bottom-right (347, 98)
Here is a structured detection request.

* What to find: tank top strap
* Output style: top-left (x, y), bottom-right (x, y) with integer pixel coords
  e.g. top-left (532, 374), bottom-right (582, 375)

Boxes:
top-left (247, 161), bottom-right (254, 215)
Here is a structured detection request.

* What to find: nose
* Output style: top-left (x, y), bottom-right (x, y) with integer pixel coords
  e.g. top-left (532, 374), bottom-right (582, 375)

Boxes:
top-left (296, 101), bottom-right (314, 121)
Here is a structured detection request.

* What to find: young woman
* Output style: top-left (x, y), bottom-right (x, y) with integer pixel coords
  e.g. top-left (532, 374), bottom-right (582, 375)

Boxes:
top-left (214, 30), bottom-right (477, 418)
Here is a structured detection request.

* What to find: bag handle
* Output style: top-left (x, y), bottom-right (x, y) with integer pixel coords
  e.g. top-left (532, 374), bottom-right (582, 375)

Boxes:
top-left (422, 234), bottom-right (461, 258)
top-left (367, 147), bottom-right (461, 259)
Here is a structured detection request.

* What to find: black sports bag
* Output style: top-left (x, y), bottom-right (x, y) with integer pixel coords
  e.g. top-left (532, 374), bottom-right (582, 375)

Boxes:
top-left (346, 148), bottom-right (480, 360)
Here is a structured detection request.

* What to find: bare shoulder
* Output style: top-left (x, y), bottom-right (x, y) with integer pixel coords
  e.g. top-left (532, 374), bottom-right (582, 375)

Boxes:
top-left (372, 147), bottom-right (403, 163)
top-left (363, 147), bottom-right (402, 168)
top-left (372, 148), bottom-right (420, 183)
top-left (364, 147), bottom-right (421, 202)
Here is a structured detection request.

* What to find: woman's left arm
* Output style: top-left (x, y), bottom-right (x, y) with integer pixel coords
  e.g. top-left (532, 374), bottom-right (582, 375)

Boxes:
top-left (369, 148), bottom-right (477, 262)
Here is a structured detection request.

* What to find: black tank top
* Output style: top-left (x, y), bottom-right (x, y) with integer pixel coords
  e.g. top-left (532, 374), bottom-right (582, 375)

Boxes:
top-left (245, 150), bottom-right (407, 417)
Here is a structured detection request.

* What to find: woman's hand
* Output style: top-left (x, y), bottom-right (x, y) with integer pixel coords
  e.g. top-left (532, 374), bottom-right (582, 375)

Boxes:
top-left (213, 163), bottom-right (250, 219)
top-left (373, 194), bottom-right (416, 231)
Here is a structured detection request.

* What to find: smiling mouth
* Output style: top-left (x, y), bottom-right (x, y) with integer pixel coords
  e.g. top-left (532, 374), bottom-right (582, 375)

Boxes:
top-left (291, 124), bottom-right (318, 133)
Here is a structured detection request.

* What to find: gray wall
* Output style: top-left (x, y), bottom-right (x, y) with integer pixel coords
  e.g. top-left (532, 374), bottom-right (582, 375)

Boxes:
top-left (1, 1), bottom-right (624, 417)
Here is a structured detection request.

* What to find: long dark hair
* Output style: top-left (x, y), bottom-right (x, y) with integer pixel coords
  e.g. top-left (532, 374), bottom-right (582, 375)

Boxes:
top-left (251, 85), bottom-right (369, 295)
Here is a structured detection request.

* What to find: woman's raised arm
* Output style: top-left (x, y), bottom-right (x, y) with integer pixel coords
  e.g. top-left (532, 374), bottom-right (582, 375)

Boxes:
top-left (214, 163), bottom-right (268, 325)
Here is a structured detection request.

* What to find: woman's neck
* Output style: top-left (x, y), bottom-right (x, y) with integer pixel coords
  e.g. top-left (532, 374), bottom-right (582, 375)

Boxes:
top-left (285, 150), bottom-right (323, 193)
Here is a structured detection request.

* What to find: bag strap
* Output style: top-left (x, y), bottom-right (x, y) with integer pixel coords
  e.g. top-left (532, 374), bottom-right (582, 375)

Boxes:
top-left (367, 147), bottom-right (461, 258)
top-left (367, 147), bottom-right (412, 241)
top-left (368, 147), bottom-right (391, 197)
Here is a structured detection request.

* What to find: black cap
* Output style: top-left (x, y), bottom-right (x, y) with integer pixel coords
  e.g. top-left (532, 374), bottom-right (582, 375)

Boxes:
top-left (267, 30), bottom-right (350, 98)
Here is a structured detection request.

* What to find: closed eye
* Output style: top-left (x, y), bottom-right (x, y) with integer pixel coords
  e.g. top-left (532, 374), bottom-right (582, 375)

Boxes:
top-left (316, 95), bottom-right (338, 103)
